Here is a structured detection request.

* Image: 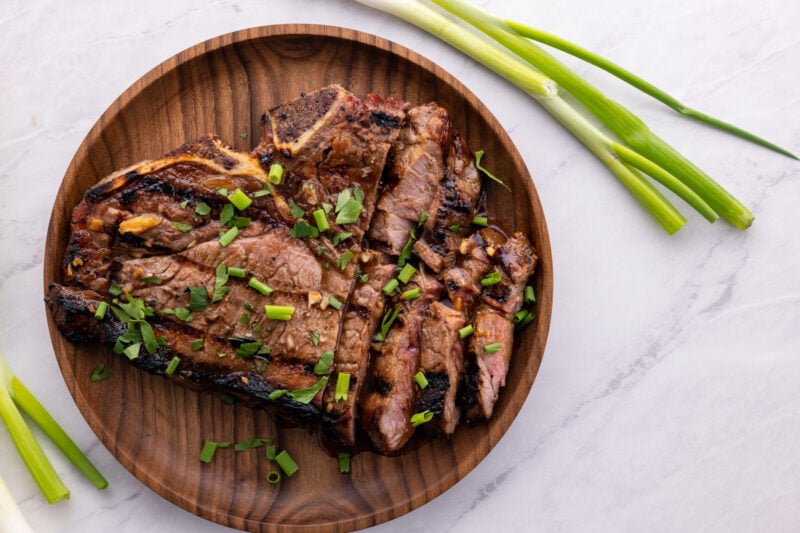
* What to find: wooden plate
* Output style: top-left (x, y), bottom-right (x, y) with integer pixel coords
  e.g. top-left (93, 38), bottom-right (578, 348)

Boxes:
top-left (43, 25), bottom-right (553, 532)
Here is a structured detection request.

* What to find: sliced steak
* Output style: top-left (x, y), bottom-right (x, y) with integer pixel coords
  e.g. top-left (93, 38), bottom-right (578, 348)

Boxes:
top-left (368, 103), bottom-right (450, 254)
top-left (414, 300), bottom-right (467, 436)
top-left (254, 85), bottom-right (407, 241)
top-left (359, 271), bottom-right (442, 454)
top-left (413, 133), bottom-right (482, 273)
top-left (463, 233), bottom-right (537, 420)
top-left (321, 254), bottom-right (395, 450)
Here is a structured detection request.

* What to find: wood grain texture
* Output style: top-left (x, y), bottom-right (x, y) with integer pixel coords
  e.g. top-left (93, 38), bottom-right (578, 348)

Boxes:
top-left (43, 25), bottom-right (553, 532)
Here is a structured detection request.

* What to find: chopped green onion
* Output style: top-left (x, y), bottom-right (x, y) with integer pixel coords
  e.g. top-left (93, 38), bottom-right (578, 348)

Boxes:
top-left (195, 202), bottom-right (211, 216)
top-left (170, 221), bottom-right (192, 232)
top-left (410, 410), bottom-right (434, 427)
top-left (514, 309), bottom-right (535, 330)
top-left (448, 224), bottom-right (461, 232)
top-left (332, 231), bottom-right (353, 246)
top-left (524, 285), bottom-right (536, 303)
top-left (108, 280), bottom-right (122, 296)
top-left (311, 332), bottom-right (320, 346)
top-left (481, 270), bottom-right (502, 286)
top-left (414, 371), bottom-right (429, 389)
top-left (474, 149), bottom-right (511, 191)
top-left (334, 372), bottom-right (350, 401)
top-left (165, 356), bottom-right (181, 376)
top-left (374, 306), bottom-right (402, 342)
top-left (266, 471), bottom-right (281, 484)
top-left (188, 286), bottom-right (209, 312)
top-left (353, 187), bottom-right (364, 203)
top-left (226, 266), bottom-right (246, 278)
top-left (328, 296), bottom-right (343, 310)
top-left (248, 277), bottom-right (274, 296)
top-left (94, 301), bottom-right (108, 320)
top-left (313, 209), bottom-right (330, 231)
top-left (382, 278), bottom-right (399, 295)
top-left (141, 275), bottom-right (162, 284)
top-left (265, 305), bottom-right (295, 321)
top-left (336, 252), bottom-right (354, 270)
top-left (400, 288), bottom-right (420, 300)
top-left (290, 220), bottom-right (319, 239)
top-left (228, 189), bottom-right (252, 211)
top-left (191, 339), bottom-right (204, 351)
top-left (484, 342), bottom-right (502, 353)
top-left (268, 389), bottom-right (288, 400)
top-left (337, 452), bottom-right (351, 474)
top-left (275, 450), bottom-right (299, 477)
top-left (90, 364), bottom-right (111, 382)
top-left (398, 264), bottom-right (416, 284)
top-left (458, 324), bottom-right (474, 338)
top-left (219, 226), bottom-right (239, 247)
top-left (268, 163), bottom-right (284, 184)
top-left (199, 440), bottom-right (231, 463)
top-left (266, 445), bottom-right (277, 460)
top-left (472, 215), bottom-right (488, 227)
top-left (314, 351), bottom-right (334, 375)
top-left (123, 342), bottom-right (141, 360)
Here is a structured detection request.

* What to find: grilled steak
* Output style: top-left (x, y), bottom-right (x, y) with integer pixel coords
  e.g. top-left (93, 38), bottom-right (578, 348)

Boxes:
top-left (359, 271), bottom-right (443, 454)
top-left (368, 103), bottom-right (450, 254)
top-left (47, 86), bottom-right (539, 456)
top-left (462, 233), bottom-right (537, 420)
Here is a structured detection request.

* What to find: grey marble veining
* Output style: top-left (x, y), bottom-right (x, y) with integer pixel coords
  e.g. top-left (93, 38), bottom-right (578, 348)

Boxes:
top-left (1, 0), bottom-right (798, 531)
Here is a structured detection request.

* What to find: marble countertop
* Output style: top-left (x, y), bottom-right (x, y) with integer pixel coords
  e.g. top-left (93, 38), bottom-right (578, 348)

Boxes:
top-left (1, 0), bottom-right (798, 531)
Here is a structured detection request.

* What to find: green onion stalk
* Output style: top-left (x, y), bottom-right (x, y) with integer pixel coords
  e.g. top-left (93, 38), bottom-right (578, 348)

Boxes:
top-left (354, 0), bottom-right (793, 232)
top-left (0, 353), bottom-right (107, 505)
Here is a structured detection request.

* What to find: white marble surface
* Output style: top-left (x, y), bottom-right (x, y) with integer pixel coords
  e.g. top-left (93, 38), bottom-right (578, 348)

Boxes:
top-left (1, 0), bottom-right (799, 531)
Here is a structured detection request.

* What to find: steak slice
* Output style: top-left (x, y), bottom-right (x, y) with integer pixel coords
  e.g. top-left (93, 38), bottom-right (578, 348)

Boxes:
top-left (359, 271), bottom-right (443, 454)
top-left (413, 300), bottom-right (467, 436)
top-left (462, 233), bottom-right (537, 420)
top-left (320, 254), bottom-right (395, 450)
top-left (368, 103), bottom-right (450, 254)
top-left (413, 133), bottom-right (482, 273)
top-left (254, 85), bottom-right (407, 242)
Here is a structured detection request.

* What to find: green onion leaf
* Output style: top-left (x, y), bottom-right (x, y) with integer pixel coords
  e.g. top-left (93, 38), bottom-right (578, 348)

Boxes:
top-left (195, 202), bottom-right (211, 216)
top-left (410, 410), bottom-right (434, 427)
top-left (90, 364), bottom-right (111, 382)
top-left (336, 252), bottom-right (354, 270)
top-left (123, 342), bottom-right (141, 360)
top-left (288, 377), bottom-right (328, 404)
top-left (212, 263), bottom-right (231, 303)
top-left (248, 277), bottom-right (274, 296)
top-left (180, 199), bottom-right (190, 208)
top-left (191, 339), bottom-right (204, 351)
top-left (448, 224), bottom-right (460, 232)
top-left (414, 371), bottom-right (429, 389)
top-left (234, 437), bottom-right (272, 451)
top-left (141, 276), bottom-right (163, 285)
top-left (335, 200), bottom-right (363, 225)
top-left (109, 280), bottom-right (122, 296)
top-left (275, 450), bottom-right (299, 477)
top-left (229, 189), bottom-right (252, 211)
top-left (322, 202), bottom-right (334, 214)
top-left (334, 372), bottom-right (350, 401)
top-left (458, 324), bottom-right (474, 339)
top-left (332, 231), bottom-right (353, 246)
top-left (289, 220), bottom-right (319, 239)
top-left (188, 286), bottom-right (209, 312)
top-left (418, 211), bottom-right (428, 225)
top-left (374, 306), bottom-right (402, 342)
top-left (235, 341), bottom-right (262, 358)
top-left (474, 150), bottom-right (511, 191)
top-left (311, 332), bottom-right (320, 346)
top-left (94, 301), bottom-right (108, 320)
top-left (289, 200), bottom-right (305, 219)
top-left (268, 163), bottom-right (284, 184)
top-left (219, 203), bottom-right (234, 227)
top-left (170, 221), bottom-right (192, 233)
top-left (314, 351), bottom-right (334, 375)
top-left (335, 189), bottom-right (351, 213)
top-left (269, 389), bottom-right (288, 400)
top-left (338, 452), bottom-right (351, 474)
top-left (216, 187), bottom-right (229, 197)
